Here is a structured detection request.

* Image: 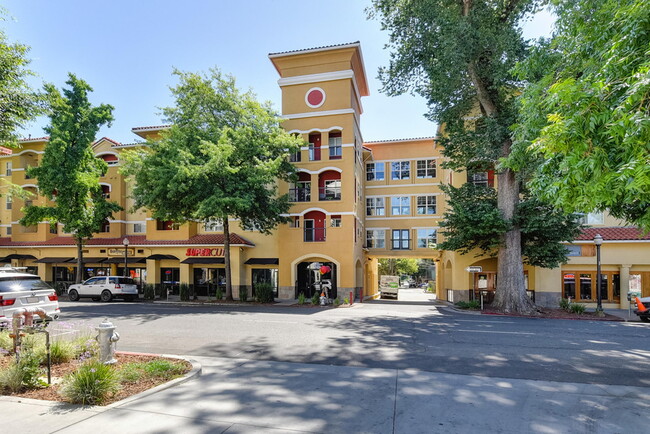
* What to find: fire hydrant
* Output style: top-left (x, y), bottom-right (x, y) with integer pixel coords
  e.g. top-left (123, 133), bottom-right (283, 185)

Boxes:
top-left (96, 319), bottom-right (120, 364)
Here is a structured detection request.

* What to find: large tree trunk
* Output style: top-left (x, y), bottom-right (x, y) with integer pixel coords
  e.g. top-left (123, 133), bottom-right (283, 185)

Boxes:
top-left (223, 218), bottom-right (233, 301)
top-left (492, 167), bottom-right (536, 314)
top-left (75, 237), bottom-right (84, 284)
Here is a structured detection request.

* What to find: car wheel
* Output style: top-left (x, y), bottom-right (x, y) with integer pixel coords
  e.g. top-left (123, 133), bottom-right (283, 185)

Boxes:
top-left (101, 290), bottom-right (113, 302)
top-left (92, 297), bottom-right (100, 302)
top-left (68, 289), bottom-right (80, 302)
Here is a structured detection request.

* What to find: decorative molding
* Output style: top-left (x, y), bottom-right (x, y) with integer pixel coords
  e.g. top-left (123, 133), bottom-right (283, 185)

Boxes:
top-left (278, 70), bottom-right (354, 87)
top-left (281, 108), bottom-right (355, 120)
top-left (365, 183), bottom-right (441, 189)
top-left (304, 87), bottom-right (326, 109)
top-left (295, 166), bottom-right (343, 175)
top-left (288, 126), bottom-right (344, 134)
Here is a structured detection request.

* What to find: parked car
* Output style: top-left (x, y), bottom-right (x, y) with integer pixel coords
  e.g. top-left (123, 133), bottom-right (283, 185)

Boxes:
top-left (68, 276), bottom-right (138, 302)
top-left (634, 296), bottom-right (650, 323)
top-left (0, 265), bottom-right (61, 327)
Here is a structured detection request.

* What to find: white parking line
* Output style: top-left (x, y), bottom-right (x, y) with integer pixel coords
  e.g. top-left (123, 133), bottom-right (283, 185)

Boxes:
top-left (455, 329), bottom-right (535, 335)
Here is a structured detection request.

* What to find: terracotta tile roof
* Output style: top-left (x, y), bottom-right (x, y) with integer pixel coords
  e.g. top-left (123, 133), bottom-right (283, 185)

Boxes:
top-left (0, 233), bottom-right (255, 247)
top-left (576, 227), bottom-right (650, 241)
top-left (93, 137), bottom-right (122, 147)
top-left (19, 136), bottom-right (50, 143)
top-left (364, 137), bottom-right (437, 144)
top-left (268, 41), bottom-right (361, 57)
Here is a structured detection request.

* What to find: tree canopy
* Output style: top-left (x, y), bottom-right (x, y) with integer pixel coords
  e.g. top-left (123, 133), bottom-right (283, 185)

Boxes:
top-left (122, 68), bottom-right (303, 300)
top-left (0, 12), bottom-right (42, 146)
top-left (516, 0), bottom-right (650, 229)
top-left (370, 0), bottom-right (580, 313)
top-left (21, 74), bottom-right (121, 282)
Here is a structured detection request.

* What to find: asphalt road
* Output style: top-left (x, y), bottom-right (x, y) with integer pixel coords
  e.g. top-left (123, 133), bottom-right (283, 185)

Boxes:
top-left (53, 290), bottom-right (650, 388)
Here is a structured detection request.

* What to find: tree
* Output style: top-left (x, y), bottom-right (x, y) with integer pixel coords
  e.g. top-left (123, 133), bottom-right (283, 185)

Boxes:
top-left (20, 74), bottom-right (121, 283)
top-left (0, 12), bottom-right (42, 146)
top-left (122, 68), bottom-right (302, 301)
top-left (370, 0), bottom-right (580, 313)
top-left (378, 258), bottom-right (419, 277)
top-left (516, 0), bottom-right (650, 229)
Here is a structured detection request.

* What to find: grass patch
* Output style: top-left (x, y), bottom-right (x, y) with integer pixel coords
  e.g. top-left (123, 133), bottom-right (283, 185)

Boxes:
top-left (455, 300), bottom-right (481, 310)
top-left (60, 361), bottom-right (120, 405)
top-left (118, 359), bottom-right (188, 383)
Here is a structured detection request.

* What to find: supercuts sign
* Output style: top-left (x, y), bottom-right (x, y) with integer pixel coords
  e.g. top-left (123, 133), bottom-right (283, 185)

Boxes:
top-left (186, 248), bottom-right (224, 257)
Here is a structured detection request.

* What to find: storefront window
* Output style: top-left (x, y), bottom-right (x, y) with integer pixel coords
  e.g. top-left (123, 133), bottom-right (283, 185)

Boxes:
top-left (252, 268), bottom-right (278, 297)
top-left (580, 273), bottom-right (592, 300)
top-left (563, 273), bottom-right (575, 299)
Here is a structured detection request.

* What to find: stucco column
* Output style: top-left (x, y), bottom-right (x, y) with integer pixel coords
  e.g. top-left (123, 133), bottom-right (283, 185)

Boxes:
top-left (620, 264), bottom-right (631, 309)
top-left (180, 263), bottom-right (191, 286)
top-left (146, 259), bottom-right (160, 285)
top-left (37, 263), bottom-right (50, 282)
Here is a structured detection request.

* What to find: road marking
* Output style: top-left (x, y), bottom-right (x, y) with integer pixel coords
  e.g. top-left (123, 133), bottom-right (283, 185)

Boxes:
top-left (456, 329), bottom-right (535, 335)
top-left (241, 319), bottom-right (299, 324)
top-left (453, 320), bottom-right (516, 324)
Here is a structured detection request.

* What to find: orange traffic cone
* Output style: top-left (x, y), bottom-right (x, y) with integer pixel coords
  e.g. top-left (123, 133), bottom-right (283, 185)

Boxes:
top-left (635, 297), bottom-right (647, 312)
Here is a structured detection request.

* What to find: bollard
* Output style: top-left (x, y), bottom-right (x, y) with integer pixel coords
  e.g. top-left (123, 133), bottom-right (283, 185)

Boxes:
top-left (96, 319), bottom-right (120, 364)
top-left (350, 291), bottom-right (353, 306)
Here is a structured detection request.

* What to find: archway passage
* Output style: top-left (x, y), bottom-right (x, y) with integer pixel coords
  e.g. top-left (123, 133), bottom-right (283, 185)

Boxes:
top-left (296, 261), bottom-right (337, 299)
top-left (369, 257), bottom-right (437, 303)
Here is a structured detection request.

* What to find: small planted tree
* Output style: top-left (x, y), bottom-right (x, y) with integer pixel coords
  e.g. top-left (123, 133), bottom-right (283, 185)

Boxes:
top-left (122, 68), bottom-right (303, 301)
top-left (20, 74), bottom-right (122, 283)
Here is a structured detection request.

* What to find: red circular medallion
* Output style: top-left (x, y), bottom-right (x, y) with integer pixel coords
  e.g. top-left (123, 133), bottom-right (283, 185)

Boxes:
top-left (306, 88), bottom-right (325, 107)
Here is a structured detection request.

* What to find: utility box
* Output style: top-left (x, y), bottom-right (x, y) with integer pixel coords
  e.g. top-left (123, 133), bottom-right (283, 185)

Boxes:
top-left (379, 275), bottom-right (400, 299)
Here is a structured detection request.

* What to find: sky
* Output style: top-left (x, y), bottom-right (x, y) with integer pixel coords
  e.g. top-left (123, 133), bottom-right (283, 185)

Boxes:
top-left (2, 0), bottom-right (554, 144)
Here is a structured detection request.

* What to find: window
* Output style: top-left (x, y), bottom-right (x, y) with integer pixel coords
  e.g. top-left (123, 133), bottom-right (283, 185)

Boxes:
top-left (578, 212), bottom-right (604, 225)
top-left (289, 217), bottom-right (300, 228)
top-left (391, 197), bottom-right (410, 216)
top-left (157, 220), bottom-right (179, 231)
top-left (366, 230), bottom-right (385, 249)
top-left (416, 196), bottom-right (437, 215)
top-left (204, 220), bottom-right (223, 232)
top-left (322, 179), bottom-right (341, 200)
top-left (133, 223), bottom-right (145, 233)
top-left (100, 154), bottom-right (119, 166)
top-left (417, 228), bottom-right (437, 248)
top-left (50, 224), bottom-right (57, 234)
top-left (6, 226), bottom-right (11, 236)
top-left (289, 150), bottom-right (301, 162)
top-left (290, 180), bottom-right (311, 202)
top-left (566, 245), bottom-right (582, 256)
top-left (366, 197), bottom-right (385, 216)
top-left (391, 161), bottom-right (410, 180)
top-left (5, 162), bottom-right (12, 176)
top-left (328, 132), bottom-right (342, 159)
top-left (101, 185), bottom-right (110, 199)
top-left (331, 215), bottom-right (341, 227)
top-left (99, 220), bottom-right (110, 233)
top-left (366, 163), bottom-right (385, 181)
top-left (5, 196), bottom-right (11, 210)
top-left (391, 229), bottom-right (410, 250)
top-left (416, 160), bottom-right (436, 178)
top-left (308, 133), bottom-right (321, 161)
top-left (469, 170), bottom-right (494, 187)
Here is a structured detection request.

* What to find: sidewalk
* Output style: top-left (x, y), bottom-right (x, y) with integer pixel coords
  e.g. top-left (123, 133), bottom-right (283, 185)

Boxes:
top-left (3, 355), bottom-right (650, 433)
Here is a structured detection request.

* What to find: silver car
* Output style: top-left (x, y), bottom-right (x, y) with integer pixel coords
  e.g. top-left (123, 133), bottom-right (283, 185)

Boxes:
top-left (68, 276), bottom-right (138, 302)
top-left (0, 266), bottom-right (61, 327)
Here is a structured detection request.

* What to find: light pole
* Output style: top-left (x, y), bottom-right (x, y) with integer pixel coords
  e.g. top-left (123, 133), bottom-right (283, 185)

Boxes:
top-left (594, 234), bottom-right (603, 314)
top-left (122, 237), bottom-right (129, 278)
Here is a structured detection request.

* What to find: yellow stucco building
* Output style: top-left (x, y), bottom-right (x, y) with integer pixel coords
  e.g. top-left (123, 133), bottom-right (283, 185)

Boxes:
top-left (1, 42), bottom-right (649, 308)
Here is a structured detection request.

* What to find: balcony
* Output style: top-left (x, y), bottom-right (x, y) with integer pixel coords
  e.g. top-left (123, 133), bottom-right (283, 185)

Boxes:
top-left (304, 227), bottom-right (326, 242)
top-left (289, 188), bottom-right (311, 202)
top-left (318, 186), bottom-right (341, 201)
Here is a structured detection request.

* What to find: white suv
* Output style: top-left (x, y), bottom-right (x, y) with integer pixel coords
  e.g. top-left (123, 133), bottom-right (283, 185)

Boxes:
top-left (68, 276), bottom-right (138, 302)
top-left (0, 265), bottom-right (61, 327)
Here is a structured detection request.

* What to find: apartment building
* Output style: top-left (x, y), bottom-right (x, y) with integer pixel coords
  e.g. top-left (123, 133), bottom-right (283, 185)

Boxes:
top-left (1, 41), bottom-right (648, 308)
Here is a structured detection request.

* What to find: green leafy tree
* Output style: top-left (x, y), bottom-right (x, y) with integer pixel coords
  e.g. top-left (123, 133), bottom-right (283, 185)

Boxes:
top-left (516, 0), bottom-right (650, 229)
top-left (122, 68), bottom-right (302, 301)
top-left (0, 11), bottom-right (42, 146)
top-left (378, 258), bottom-right (419, 277)
top-left (20, 74), bottom-right (121, 283)
top-left (370, 0), bottom-right (580, 313)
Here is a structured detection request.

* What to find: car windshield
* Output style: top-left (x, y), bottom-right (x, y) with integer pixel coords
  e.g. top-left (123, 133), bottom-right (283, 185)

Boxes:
top-left (0, 277), bottom-right (53, 293)
top-left (118, 277), bottom-right (135, 285)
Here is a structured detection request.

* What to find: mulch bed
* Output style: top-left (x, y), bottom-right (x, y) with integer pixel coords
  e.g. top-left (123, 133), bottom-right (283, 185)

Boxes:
top-left (0, 352), bottom-right (191, 405)
top-left (480, 307), bottom-right (623, 321)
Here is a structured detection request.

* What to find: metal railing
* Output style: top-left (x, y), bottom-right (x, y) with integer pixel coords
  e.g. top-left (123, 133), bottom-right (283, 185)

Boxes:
top-left (304, 227), bottom-right (326, 242)
top-left (318, 186), bottom-right (341, 201)
top-left (289, 188), bottom-right (311, 202)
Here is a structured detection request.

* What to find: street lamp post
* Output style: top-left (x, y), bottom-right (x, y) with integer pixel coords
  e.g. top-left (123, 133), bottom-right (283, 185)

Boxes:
top-left (123, 237), bottom-right (129, 278)
top-left (594, 234), bottom-right (603, 314)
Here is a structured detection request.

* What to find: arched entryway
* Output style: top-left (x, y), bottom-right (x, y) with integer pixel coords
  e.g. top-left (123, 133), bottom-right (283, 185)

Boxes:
top-left (296, 260), bottom-right (337, 299)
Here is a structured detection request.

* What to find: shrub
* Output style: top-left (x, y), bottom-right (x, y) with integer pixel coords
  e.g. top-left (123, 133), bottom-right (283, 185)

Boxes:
top-left (239, 286), bottom-right (248, 302)
top-left (60, 361), bottom-right (120, 405)
top-left (143, 284), bottom-right (155, 300)
top-left (311, 293), bottom-right (319, 305)
top-left (559, 298), bottom-right (571, 311)
top-left (427, 282), bottom-right (436, 293)
top-left (0, 362), bottom-right (24, 392)
top-left (215, 287), bottom-right (223, 300)
top-left (18, 343), bottom-right (44, 388)
top-left (297, 292), bottom-right (306, 305)
top-left (570, 303), bottom-right (586, 314)
top-left (255, 283), bottom-right (275, 304)
top-left (0, 330), bottom-right (13, 353)
top-left (37, 339), bottom-right (75, 365)
top-left (334, 297), bottom-right (341, 306)
top-left (455, 300), bottom-right (481, 310)
top-left (73, 336), bottom-right (99, 362)
top-left (343, 297), bottom-right (349, 304)
top-left (179, 283), bottom-right (190, 301)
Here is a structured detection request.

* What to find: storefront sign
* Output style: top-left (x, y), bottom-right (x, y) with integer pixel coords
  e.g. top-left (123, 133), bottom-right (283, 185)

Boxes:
top-left (466, 266), bottom-right (482, 273)
top-left (108, 248), bottom-right (135, 256)
top-left (186, 248), bottom-right (224, 257)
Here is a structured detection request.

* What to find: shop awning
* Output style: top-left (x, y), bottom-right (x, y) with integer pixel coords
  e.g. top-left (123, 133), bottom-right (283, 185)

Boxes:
top-left (4, 254), bottom-right (37, 260)
top-left (145, 254), bottom-right (179, 260)
top-left (34, 257), bottom-right (74, 263)
top-left (69, 257), bottom-right (109, 264)
top-left (180, 257), bottom-right (226, 264)
top-left (103, 257), bottom-right (147, 264)
top-left (244, 258), bottom-right (279, 265)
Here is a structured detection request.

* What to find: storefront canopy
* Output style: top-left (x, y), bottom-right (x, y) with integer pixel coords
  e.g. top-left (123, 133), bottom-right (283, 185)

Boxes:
top-left (69, 257), bottom-right (109, 264)
top-left (34, 257), bottom-right (75, 263)
top-left (145, 254), bottom-right (179, 260)
top-left (4, 254), bottom-right (37, 260)
top-left (180, 257), bottom-right (226, 264)
top-left (244, 258), bottom-right (279, 265)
